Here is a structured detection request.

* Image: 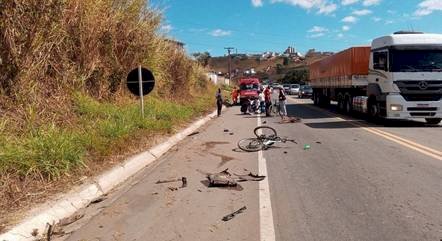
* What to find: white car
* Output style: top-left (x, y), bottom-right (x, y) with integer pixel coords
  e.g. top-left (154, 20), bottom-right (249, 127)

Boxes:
top-left (289, 84), bottom-right (300, 95)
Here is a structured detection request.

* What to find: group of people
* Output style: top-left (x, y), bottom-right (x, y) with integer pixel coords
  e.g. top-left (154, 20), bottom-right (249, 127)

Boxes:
top-left (262, 85), bottom-right (288, 118)
top-left (215, 85), bottom-right (288, 118)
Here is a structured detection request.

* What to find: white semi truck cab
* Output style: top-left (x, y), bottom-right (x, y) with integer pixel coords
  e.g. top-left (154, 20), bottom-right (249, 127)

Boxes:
top-left (366, 31), bottom-right (442, 124)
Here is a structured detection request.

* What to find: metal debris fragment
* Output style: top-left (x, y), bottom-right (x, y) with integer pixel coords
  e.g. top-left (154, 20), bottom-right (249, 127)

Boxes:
top-left (188, 131), bottom-right (200, 137)
top-left (156, 178), bottom-right (182, 184)
top-left (234, 172), bottom-right (266, 182)
top-left (222, 206), bottom-right (247, 221)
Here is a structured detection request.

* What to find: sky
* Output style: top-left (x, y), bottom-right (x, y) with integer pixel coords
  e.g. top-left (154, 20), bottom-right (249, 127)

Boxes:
top-left (151, 0), bottom-right (442, 56)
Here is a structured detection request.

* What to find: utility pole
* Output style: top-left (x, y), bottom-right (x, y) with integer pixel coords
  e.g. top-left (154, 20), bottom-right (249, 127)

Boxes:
top-left (224, 47), bottom-right (234, 85)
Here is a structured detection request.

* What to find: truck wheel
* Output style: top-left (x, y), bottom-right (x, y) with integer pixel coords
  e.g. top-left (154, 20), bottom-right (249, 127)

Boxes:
top-left (313, 94), bottom-right (319, 105)
top-left (425, 118), bottom-right (441, 125)
top-left (337, 98), bottom-right (344, 112)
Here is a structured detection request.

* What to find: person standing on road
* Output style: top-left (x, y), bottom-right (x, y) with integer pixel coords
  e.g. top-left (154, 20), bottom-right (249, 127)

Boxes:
top-left (279, 87), bottom-right (287, 119)
top-left (231, 87), bottom-right (238, 105)
top-left (216, 88), bottom-right (223, 117)
top-left (258, 90), bottom-right (265, 114)
top-left (264, 86), bottom-right (271, 117)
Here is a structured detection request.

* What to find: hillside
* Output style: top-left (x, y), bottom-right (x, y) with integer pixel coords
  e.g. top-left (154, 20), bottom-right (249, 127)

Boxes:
top-left (208, 54), bottom-right (330, 83)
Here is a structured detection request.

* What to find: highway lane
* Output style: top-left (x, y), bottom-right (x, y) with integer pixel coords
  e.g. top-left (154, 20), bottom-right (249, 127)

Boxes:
top-left (55, 98), bottom-right (441, 241)
top-left (268, 97), bottom-right (441, 241)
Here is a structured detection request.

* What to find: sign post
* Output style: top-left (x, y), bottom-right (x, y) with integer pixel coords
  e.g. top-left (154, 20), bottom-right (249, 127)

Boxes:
top-left (127, 66), bottom-right (155, 118)
top-left (138, 65), bottom-right (145, 118)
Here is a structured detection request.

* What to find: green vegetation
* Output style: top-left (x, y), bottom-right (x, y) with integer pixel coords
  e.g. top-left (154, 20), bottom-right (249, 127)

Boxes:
top-left (0, 92), bottom-right (214, 180)
top-left (0, 0), bottom-right (214, 181)
top-left (280, 68), bottom-right (309, 84)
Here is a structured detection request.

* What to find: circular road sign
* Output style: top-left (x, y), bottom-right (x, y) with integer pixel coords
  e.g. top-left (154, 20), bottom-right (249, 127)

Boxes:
top-left (126, 67), bottom-right (155, 96)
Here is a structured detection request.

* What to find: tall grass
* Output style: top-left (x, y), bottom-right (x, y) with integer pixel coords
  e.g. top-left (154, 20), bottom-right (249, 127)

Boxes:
top-left (0, 0), bottom-right (214, 180)
top-left (0, 90), bottom-right (215, 179)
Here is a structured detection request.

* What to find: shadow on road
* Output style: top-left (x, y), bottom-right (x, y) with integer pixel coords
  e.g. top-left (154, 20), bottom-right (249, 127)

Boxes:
top-left (286, 103), bottom-right (332, 119)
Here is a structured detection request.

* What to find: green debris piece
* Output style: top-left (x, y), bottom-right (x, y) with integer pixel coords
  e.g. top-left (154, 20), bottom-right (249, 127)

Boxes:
top-left (303, 144), bottom-right (311, 150)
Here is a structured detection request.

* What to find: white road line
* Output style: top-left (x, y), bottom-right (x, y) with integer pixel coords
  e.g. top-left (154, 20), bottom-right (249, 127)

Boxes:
top-left (257, 115), bottom-right (276, 241)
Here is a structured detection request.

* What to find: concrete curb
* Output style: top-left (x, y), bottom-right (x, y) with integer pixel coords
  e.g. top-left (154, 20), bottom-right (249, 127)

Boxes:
top-left (0, 110), bottom-right (217, 241)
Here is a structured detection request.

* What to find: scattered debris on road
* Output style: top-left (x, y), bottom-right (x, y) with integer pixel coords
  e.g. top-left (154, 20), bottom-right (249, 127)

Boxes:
top-left (279, 116), bottom-right (301, 124)
top-left (316, 141), bottom-right (322, 144)
top-left (229, 132), bottom-right (234, 135)
top-left (284, 151), bottom-right (288, 154)
top-left (156, 177), bottom-right (187, 190)
top-left (206, 169), bottom-right (266, 187)
top-left (188, 131), bottom-right (200, 137)
top-left (181, 177), bottom-right (187, 188)
top-left (168, 187), bottom-right (178, 191)
top-left (223, 129), bottom-right (229, 132)
top-left (152, 192), bottom-right (159, 195)
top-left (263, 121), bottom-right (267, 124)
top-left (31, 228), bottom-right (38, 237)
top-left (222, 206), bottom-right (247, 221)
top-left (59, 212), bottom-right (84, 226)
top-left (207, 169), bottom-right (237, 187)
top-left (304, 144), bottom-right (311, 150)
top-left (155, 178), bottom-right (183, 184)
top-left (235, 172), bottom-right (266, 182)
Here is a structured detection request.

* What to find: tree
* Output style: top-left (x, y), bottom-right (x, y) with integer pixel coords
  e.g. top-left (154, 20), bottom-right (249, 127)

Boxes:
top-left (192, 51), bottom-right (211, 67)
top-left (283, 57), bottom-right (289, 66)
top-left (281, 68), bottom-right (309, 84)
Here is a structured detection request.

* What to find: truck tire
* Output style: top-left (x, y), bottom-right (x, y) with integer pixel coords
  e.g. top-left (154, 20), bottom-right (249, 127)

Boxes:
top-left (313, 93), bottom-right (320, 105)
top-left (337, 98), bottom-right (344, 112)
top-left (425, 118), bottom-right (441, 125)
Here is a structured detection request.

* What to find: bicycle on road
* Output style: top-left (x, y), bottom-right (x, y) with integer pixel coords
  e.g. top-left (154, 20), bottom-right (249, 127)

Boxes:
top-left (237, 126), bottom-right (296, 152)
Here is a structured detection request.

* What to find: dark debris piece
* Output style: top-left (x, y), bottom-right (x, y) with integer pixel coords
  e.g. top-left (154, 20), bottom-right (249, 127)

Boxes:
top-left (181, 177), bottom-right (188, 188)
top-left (235, 172), bottom-right (266, 182)
top-left (207, 169), bottom-right (237, 187)
top-left (222, 206), bottom-right (247, 221)
top-left (188, 131), bottom-right (200, 137)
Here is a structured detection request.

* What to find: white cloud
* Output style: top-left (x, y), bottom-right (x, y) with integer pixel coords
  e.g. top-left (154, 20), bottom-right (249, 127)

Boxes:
top-left (352, 9), bottom-right (372, 16)
top-left (251, 0), bottom-right (263, 7)
top-left (341, 0), bottom-right (359, 5)
top-left (337, 33), bottom-right (344, 38)
top-left (372, 16), bottom-right (382, 22)
top-left (308, 26), bottom-right (329, 33)
top-left (307, 26), bottom-right (328, 38)
top-left (309, 33), bottom-right (326, 38)
top-left (161, 24), bottom-right (173, 33)
top-left (342, 25), bottom-right (351, 31)
top-left (415, 0), bottom-right (442, 16)
top-left (210, 29), bottom-right (232, 37)
top-left (271, 0), bottom-right (337, 14)
top-left (385, 20), bottom-right (394, 24)
top-left (363, 0), bottom-right (381, 6)
top-left (342, 15), bottom-right (358, 23)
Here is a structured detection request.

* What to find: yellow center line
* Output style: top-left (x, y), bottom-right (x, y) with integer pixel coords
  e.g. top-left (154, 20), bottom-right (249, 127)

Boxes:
top-left (290, 97), bottom-right (442, 160)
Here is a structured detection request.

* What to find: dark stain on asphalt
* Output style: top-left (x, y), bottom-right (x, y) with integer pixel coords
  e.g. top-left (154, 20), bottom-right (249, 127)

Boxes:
top-left (203, 141), bottom-right (229, 150)
top-left (210, 152), bottom-right (235, 167)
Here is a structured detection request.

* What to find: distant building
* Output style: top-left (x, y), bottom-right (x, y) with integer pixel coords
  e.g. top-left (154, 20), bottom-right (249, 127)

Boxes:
top-left (284, 46), bottom-right (296, 55)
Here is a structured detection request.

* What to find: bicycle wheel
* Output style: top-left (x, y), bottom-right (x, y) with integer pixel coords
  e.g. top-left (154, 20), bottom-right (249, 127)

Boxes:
top-left (254, 126), bottom-right (277, 139)
top-left (237, 138), bottom-right (264, 152)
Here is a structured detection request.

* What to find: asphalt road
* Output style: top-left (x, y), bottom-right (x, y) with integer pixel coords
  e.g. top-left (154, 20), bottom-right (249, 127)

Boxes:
top-left (56, 97), bottom-right (442, 241)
